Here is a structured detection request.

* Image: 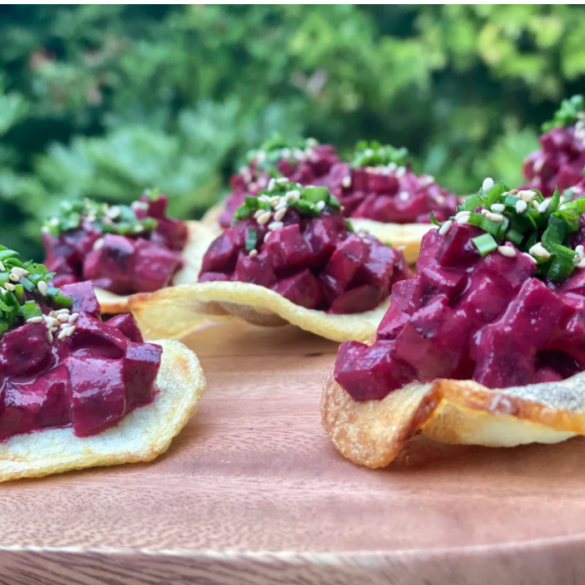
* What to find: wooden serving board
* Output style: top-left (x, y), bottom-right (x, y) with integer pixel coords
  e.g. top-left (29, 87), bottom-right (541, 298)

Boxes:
top-left (2, 321), bottom-right (585, 584)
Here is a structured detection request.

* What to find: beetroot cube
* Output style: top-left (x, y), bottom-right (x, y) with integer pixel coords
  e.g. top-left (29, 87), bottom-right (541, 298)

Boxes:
top-left (272, 269), bottom-right (324, 309)
top-left (132, 239), bottom-right (182, 292)
top-left (60, 281), bottom-right (101, 318)
top-left (1, 323), bottom-right (53, 379)
top-left (303, 214), bottom-right (343, 268)
top-left (328, 285), bottom-right (381, 314)
top-left (234, 251), bottom-right (277, 288)
top-left (124, 342), bottom-right (162, 408)
top-left (200, 228), bottom-right (241, 274)
top-left (67, 356), bottom-right (127, 437)
top-left (66, 312), bottom-right (128, 359)
top-left (107, 314), bottom-right (144, 343)
top-left (264, 224), bottom-right (313, 272)
top-left (140, 192), bottom-right (168, 219)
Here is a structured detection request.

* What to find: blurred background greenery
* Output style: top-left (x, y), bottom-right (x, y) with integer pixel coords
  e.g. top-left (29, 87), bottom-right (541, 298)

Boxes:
top-left (1, 4), bottom-right (585, 257)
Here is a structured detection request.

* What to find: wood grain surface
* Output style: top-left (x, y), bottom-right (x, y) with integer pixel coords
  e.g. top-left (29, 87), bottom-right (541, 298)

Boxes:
top-left (2, 321), bottom-right (585, 584)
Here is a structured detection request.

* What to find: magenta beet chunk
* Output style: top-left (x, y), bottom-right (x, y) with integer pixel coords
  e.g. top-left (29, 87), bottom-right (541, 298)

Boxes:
top-left (272, 269), bottom-right (324, 309)
top-left (132, 238), bottom-right (182, 292)
top-left (200, 228), bottom-right (241, 274)
top-left (1, 323), bottom-right (53, 379)
top-left (320, 234), bottom-right (369, 300)
top-left (199, 272), bottom-right (231, 283)
top-left (124, 342), bottom-right (162, 408)
top-left (377, 279), bottom-right (417, 340)
top-left (67, 356), bottom-right (127, 437)
top-left (334, 340), bottom-right (416, 401)
top-left (83, 234), bottom-right (136, 293)
top-left (543, 293), bottom-right (585, 366)
top-left (391, 296), bottom-right (468, 381)
top-left (107, 314), bottom-right (144, 343)
top-left (0, 364), bottom-right (71, 440)
top-left (59, 281), bottom-right (101, 318)
top-left (264, 224), bottom-right (314, 272)
top-left (303, 214), bottom-right (344, 268)
top-left (472, 278), bottom-right (564, 388)
top-left (234, 251), bottom-right (277, 288)
top-left (152, 217), bottom-right (189, 251)
top-left (368, 172), bottom-right (399, 195)
top-left (328, 285), bottom-right (381, 314)
top-left (140, 192), bottom-right (168, 219)
top-left (65, 312), bottom-right (128, 359)
top-left (436, 223), bottom-right (483, 269)
top-left (531, 366), bottom-right (564, 384)
top-left (416, 229), bottom-right (443, 272)
top-left (356, 239), bottom-right (395, 294)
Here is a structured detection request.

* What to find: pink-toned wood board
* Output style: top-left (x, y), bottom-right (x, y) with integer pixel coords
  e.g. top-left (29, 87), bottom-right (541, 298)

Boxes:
top-left (1, 321), bottom-right (585, 584)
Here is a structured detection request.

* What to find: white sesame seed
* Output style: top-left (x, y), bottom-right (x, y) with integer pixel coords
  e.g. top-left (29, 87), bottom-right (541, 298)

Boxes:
top-left (518, 190), bottom-right (537, 202)
top-left (256, 151), bottom-right (266, 163)
top-left (47, 330), bottom-right (54, 344)
top-left (491, 203), bottom-right (505, 212)
top-left (11, 266), bottom-right (29, 279)
top-left (286, 190), bottom-right (300, 201)
top-left (37, 280), bottom-right (48, 296)
top-left (267, 178), bottom-right (276, 191)
top-left (249, 249), bottom-right (258, 258)
top-left (316, 200), bottom-right (326, 211)
top-left (3, 283), bottom-right (15, 291)
top-left (438, 220), bottom-right (453, 236)
top-left (515, 200), bottom-right (527, 213)
top-left (364, 148), bottom-right (374, 157)
top-left (576, 245), bottom-right (584, 258)
top-left (578, 258), bottom-right (585, 269)
top-left (26, 316), bottom-right (43, 324)
top-left (497, 245), bottom-right (516, 258)
top-left (257, 211), bottom-right (272, 225)
top-left (0, 261), bottom-right (4, 272)
top-left (455, 210), bottom-right (471, 221)
top-left (93, 238), bottom-right (105, 251)
top-left (538, 199), bottom-right (551, 213)
top-left (58, 328), bottom-right (68, 341)
top-left (57, 313), bottom-right (69, 323)
top-left (341, 176), bottom-right (352, 188)
top-left (420, 175), bottom-right (435, 187)
top-left (69, 313), bottom-right (79, 323)
top-left (274, 207), bottom-right (287, 222)
top-left (398, 191), bottom-right (409, 202)
top-left (269, 196), bottom-right (280, 207)
top-left (395, 167), bottom-right (406, 179)
top-left (254, 209), bottom-right (264, 219)
top-left (9, 274), bottom-right (19, 282)
top-left (275, 177), bottom-right (288, 184)
top-left (529, 242), bottom-right (551, 260)
top-left (482, 177), bottom-right (494, 191)
top-left (484, 211), bottom-right (504, 223)
top-left (560, 204), bottom-right (567, 211)
top-left (387, 162), bottom-right (397, 173)
top-left (533, 158), bottom-right (544, 173)
top-left (436, 195), bottom-right (446, 205)
top-left (49, 217), bottom-right (59, 226)
top-left (268, 221), bottom-right (284, 231)
top-left (66, 325), bottom-right (76, 337)
top-left (54, 308), bottom-right (70, 315)
top-left (532, 200), bottom-right (540, 210)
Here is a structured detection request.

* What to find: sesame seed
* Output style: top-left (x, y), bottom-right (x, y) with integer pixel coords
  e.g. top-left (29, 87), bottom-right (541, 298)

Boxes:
top-left (269, 196), bottom-right (280, 207)
top-left (484, 211), bottom-right (504, 223)
top-left (576, 245), bottom-right (584, 258)
top-left (491, 203), bottom-right (505, 213)
top-left (47, 330), bottom-right (54, 344)
top-left (254, 209), bottom-right (264, 219)
top-left (26, 316), bottom-right (43, 324)
top-left (275, 177), bottom-right (288, 184)
top-left (515, 200), bottom-right (527, 213)
top-left (66, 326), bottom-right (76, 337)
top-left (286, 190), bottom-right (300, 201)
top-left (54, 308), bottom-right (70, 315)
top-left (0, 261), bottom-right (4, 271)
top-left (578, 258), bottom-right (585, 269)
top-left (249, 249), bottom-right (258, 258)
top-left (455, 210), bottom-right (471, 221)
top-left (398, 191), bottom-right (409, 202)
top-left (497, 245), bottom-right (516, 258)
top-left (316, 201), bottom-right (326, 211)
top-left (268, 221), bottom-right (284, 231)
top-left (57, 313), bottom-right (70, 323)
top-left (518, 190), bottom-right (537, 202)
top-left (93, 238), bottom-right (105, 251)
top-left (341, 176), bottom-right (351, 188)
top-left (257, 211), bottom-right (272, 225)
top-left (395, 167), bottom-right (406, 179)
top-left (9, 274), bottom-right (19, 282)
top-left (58, 328), bottom-right (69, 341)
top-left (274, 207), bottom-right (287, 222)
top-left (532, 200), bottom-right (540, 210)
top-left (533, 158), bottom-right (544, 173)
top-left (529, 242), bottom-right (551, 260)
top-left (438, 220), bottom-right (453, 236)
top-left (267, 178), bottom-right (276, 191)
top-left (256, 151), bottom-right (266, 163)
top-left (69, 313), bottom-right (79, 324)
top-left (436, 195), bottom-right (446, 205)
top-left (11, 266), bottom-right (29, 279)
top-left (538, 199), bottom-right (551, 213)
top-left (37, 280), bottom-right (48, 296)
top-left (560, 204), bottom-right (567, 211)
top-left (387, 162), bottom-right (397, 173)
top-left (364, 148), bottom-right (374, 157)
top-left (3, 283), bottom-right (15, 291)
top-left (482, 177), bottom-right (494, 191)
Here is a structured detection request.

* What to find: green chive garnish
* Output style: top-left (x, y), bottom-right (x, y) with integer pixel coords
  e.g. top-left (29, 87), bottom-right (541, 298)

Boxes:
top-left (472, 233), bottom-right (498, 256)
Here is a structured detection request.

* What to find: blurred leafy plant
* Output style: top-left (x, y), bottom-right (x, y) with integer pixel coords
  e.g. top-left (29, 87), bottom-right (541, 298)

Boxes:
top-left (1, 4), bottom-right (584, 256)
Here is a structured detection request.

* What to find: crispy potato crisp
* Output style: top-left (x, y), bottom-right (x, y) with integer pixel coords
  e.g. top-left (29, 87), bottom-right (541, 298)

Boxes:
top-left (0, 339), bottom-right (207, 482)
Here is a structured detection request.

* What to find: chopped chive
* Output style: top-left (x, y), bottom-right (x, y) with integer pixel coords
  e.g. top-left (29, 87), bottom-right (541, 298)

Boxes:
top-left (245, 228), bottom-right (258, 252)
top-left (472, 233), bottom-right (498, 256)
top-left (429, 211), bottom-right (443, 227)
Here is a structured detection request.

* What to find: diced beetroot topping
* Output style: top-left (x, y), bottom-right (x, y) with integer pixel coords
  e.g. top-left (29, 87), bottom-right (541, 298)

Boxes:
top-left (0, 269), bottom-right (161, 441)
top-left (42, 193), bottom-right (187, 295)
top-left (200, 182), bottom-right (410, 314)
top-left (334, 216), bottom-right (585, 401)
top-left (220, 138), bottom-right (457, 227)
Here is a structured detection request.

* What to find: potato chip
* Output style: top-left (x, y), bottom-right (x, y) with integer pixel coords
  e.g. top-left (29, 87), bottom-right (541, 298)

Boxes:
top-left (201, 201), bottom-right (225, 229)
top-left (129, 281), bottom-right (391, 342)
top-left (0, 339), bottom-right (207, 482)
top-left (96, 220), bottom-right (217, 314)
top-left (321, 371), bottom-right (585, 469)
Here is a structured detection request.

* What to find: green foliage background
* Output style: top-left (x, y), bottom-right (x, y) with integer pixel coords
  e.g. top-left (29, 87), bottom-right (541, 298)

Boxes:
top-left (1, 4), bottom-right (585, 258)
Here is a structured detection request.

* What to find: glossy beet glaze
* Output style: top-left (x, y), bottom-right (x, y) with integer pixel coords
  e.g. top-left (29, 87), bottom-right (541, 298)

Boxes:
top-left (219, 142), bottom-right (339, 228)
top-left (42, 193), bottom-right (188, 295)
top-left (0, 281), bottom-right (161, 440)
top-left (335, 188), bottom-right (585, 401)
top-left (201, 184), bottom-right (410, 314)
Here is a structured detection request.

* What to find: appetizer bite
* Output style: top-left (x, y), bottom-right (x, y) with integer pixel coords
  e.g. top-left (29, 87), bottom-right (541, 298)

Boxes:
top-left (0, 244), bottom-right (206, 482)
top-left (326, 141), bottom-right (458, 262)
top-left (210, 136), bottom-right (339, 229)
top-left (42, 191), bottom-right (216, 313)
top-left (130, 181), bottom-right (410, 342)
top-left (323, 179), bottom-right (585, 468)
top-left (524, 95), bottom-right (585, 198)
